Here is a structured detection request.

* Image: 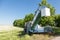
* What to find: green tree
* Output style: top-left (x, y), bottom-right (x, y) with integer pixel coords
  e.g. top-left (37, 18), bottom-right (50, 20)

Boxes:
top-left (39, 16), bottom-right (55, 26)
top-left (13, 19), bottom-right (25, 28)
top-left (24, 13), bottom-right (34, 22)
top-left (55, 15), bottom-right (60, 27)
top-left (13, 20), bottom-right (17, 26)
top-left (13, 13), bottom-right (34, 28)
top-left (46, 16), bottom-right (55, 26)
top-left (40, 0), bottom-right (47, 6)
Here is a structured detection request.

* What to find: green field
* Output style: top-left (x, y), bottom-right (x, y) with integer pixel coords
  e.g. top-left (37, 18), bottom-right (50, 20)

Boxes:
top-left (0, 27), bottom-right (53, 40)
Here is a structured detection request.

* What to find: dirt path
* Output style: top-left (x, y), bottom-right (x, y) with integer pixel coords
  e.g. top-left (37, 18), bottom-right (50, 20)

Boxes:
top-left (51, 36), bottom-right (60, 40)
top-left (30, 34), bottom-right (51, 40)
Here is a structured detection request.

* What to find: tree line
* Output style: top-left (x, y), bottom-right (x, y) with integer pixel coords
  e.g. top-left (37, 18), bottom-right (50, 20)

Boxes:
top-left (13, 13), bottom-right (34, 28)
top-left (13, 13), bottom-right (60, 27)
top-left (13, 0), bottom-right (60, 28)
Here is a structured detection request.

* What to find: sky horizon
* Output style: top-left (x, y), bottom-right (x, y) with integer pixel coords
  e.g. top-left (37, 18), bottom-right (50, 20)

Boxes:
top-left (0, 0), bottom-right (60, 25)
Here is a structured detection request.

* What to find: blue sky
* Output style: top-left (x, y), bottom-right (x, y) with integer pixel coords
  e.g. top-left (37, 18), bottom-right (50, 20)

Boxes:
top-left (0, 0), bottom-right (60, 25)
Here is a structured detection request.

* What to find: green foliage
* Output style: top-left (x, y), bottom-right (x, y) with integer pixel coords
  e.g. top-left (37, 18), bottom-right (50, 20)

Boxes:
top-left (13, 13), bottom-right (34, 28)
top-left (39, 16), bottom-right (55, 26)
top-left (40, 16), bottom-right (48, 26)
top-left (53, 28), bottom-right (60, 35)
top-left (46, 16), bottom-right (55, 26)
top-left (13, 20), bottom-right (17, 26)
top-left (24, 13), bottom-right (34, 22)
top-left (13, 19), bottom-right (25, 28)
top-left (13, 14), bottom-right (60, 27)
top-left (40, 0), bottom-right (47, 6)
top-left (50, 7), bottom-right (55, 15)
top-left (55, 15), bottom-right (60, 27)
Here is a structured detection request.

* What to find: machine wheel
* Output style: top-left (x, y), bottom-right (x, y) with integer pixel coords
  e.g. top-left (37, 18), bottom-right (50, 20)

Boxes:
top-left (28, 31), bottom-right (33, 36)
top-left (24, 28), bottom-right (27, 34)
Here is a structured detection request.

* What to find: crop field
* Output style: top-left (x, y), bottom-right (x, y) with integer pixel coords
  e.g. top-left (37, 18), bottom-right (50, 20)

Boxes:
top-left (0, 26), bottom-right (53, 40)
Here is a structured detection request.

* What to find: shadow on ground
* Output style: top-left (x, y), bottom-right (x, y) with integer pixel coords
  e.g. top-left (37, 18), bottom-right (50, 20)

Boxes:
top-left (18, 31), bottom-right (26, 37)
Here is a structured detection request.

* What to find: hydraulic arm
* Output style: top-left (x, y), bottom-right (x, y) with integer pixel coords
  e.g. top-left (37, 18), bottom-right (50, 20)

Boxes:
top-left (31, 10), bottom-right (41, 30)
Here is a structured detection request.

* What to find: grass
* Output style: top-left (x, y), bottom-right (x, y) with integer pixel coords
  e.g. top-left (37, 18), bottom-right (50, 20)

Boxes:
top-left (0, 30), bottom-right (20, 40)
top-left (0, 27), bottom-right (53, 40)
top-left (53, 28), bottom-right (60, 35)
